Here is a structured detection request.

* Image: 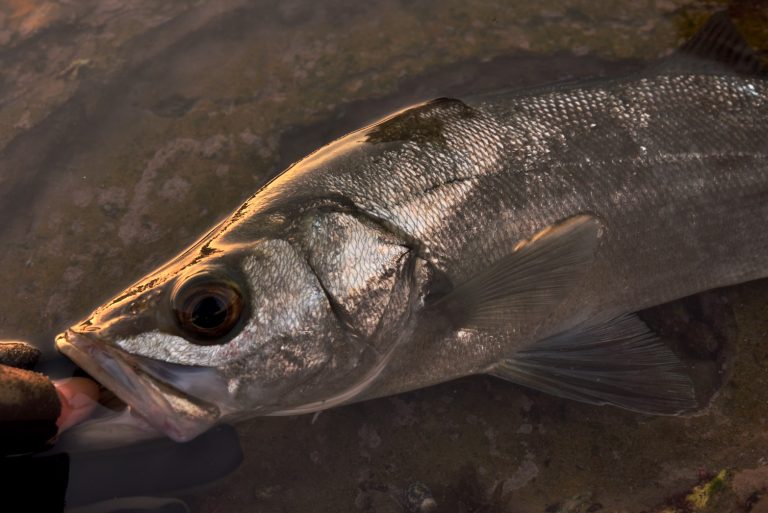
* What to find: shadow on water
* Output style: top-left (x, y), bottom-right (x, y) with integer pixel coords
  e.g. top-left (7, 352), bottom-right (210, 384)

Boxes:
top-left (0, 0), bottom-right (767, 512)
top-left (276, 52), bottom-right (643, 172)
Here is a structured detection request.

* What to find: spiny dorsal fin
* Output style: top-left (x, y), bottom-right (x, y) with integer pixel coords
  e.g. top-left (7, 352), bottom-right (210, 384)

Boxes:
top-left (658, 11), bottom-right (766, 76)
top-left (432, 215), bottom-right (601, 330)
top-left (491, 314), bottom-right (698, 415)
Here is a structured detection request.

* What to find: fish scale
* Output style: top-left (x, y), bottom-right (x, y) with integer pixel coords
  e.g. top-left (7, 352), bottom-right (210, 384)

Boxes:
top-left (358, 72), bottom-right (768, 399)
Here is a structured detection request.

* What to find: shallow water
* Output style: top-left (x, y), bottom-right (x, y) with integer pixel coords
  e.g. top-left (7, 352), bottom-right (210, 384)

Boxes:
top-left (1, 1), bottom-right (767, 512)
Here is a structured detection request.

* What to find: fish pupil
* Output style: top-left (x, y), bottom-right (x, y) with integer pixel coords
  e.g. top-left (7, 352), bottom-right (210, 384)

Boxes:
top-left (172, 278), bottom-right (244, 343)
top-left (191, 295), bottom-right (228, 329)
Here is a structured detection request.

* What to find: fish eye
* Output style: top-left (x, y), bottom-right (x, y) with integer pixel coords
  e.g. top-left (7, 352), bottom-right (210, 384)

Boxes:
top-left (172, 279), bottom-right (244, 344)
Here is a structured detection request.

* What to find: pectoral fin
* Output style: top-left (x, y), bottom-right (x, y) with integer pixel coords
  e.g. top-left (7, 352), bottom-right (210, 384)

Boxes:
top-left (433, 214), bottom-right (601, 330)
top-left (491, 314), bottom-right (698, 415)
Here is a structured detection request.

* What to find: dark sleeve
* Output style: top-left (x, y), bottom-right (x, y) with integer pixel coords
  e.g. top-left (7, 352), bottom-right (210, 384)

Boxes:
top-left (0, 342), bottom-right (61, 455)
top-left (0, 364), bottom-right (62, 455)
top-left (0, 342), bottom-right (68, 513)
top-left (0, 452), bottom-right (69, 513)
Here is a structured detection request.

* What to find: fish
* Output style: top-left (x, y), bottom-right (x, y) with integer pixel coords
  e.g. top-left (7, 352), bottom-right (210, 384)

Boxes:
top-left (56, 13), bottom-right (768, 442)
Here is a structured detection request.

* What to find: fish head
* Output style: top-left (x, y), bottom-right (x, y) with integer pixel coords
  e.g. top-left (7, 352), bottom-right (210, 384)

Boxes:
top-left (56, 205), bottom-right (425, 442)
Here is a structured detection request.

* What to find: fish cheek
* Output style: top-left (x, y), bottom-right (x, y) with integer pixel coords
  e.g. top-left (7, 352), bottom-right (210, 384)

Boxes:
top-left (225, 240), bottom-right (354, 408)
top-left (216, 319), bottom-right (349, 411)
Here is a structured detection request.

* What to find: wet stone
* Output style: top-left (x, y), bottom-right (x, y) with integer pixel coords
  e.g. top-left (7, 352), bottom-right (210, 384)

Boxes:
top-left (404, 482), bottom-right (437, 513)
top-left (150, 94), bottom-right (198, 118)
top-left (277, 0), bottom-right (315, 25)
top-left (639, 290), bottom-right (732, 360)
top-left (1, 1), bottom-right (768, 512)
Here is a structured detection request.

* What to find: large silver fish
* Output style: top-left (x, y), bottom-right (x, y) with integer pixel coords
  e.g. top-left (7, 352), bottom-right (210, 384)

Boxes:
top-left (56, 15), bottom-right (768, 442)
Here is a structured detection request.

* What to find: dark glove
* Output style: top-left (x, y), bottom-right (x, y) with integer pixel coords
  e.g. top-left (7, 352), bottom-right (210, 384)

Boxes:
top-left (0, 341), bottom-right (61, 455)
top-left (0, 340), bottom-right (69, 513)
top-left (0, 340), bottom-right (243, 513)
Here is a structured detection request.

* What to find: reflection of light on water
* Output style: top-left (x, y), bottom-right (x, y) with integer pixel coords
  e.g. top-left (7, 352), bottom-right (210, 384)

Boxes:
top-left (8, 0), bottom-right (38, 18)
top-left (8, 0), bottom-right (59, 37)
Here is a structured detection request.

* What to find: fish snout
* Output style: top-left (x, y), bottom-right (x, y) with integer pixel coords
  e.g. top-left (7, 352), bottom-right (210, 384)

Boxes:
top-left (55, 329), bottom-right (221, 442)
top-left (71, 284), bottom-right (170, 344)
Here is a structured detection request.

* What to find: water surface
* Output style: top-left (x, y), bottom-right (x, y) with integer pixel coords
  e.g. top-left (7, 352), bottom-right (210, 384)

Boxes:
top-left (1, 1), bottom-right (767, 511)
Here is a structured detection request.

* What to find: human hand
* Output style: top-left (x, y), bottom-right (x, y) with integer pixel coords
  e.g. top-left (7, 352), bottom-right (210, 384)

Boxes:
top-left (0, 340), bottom-right (98, 455)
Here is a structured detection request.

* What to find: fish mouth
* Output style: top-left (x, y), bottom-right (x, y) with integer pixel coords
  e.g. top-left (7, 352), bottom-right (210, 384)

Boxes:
top-left (56, 330), bottom-right (221, 442)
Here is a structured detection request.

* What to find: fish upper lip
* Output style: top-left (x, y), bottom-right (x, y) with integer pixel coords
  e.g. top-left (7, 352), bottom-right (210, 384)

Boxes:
top-left (55, 329), bottom-right (221, 442)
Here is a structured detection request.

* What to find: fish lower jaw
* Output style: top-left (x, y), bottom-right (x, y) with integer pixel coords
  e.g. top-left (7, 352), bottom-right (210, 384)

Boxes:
top-left (55, 330), bottom-right (221, 443)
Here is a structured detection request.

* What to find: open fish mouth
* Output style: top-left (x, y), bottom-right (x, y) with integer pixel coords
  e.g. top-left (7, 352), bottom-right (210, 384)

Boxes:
top-left (56, 330), bottom-right (221, 442)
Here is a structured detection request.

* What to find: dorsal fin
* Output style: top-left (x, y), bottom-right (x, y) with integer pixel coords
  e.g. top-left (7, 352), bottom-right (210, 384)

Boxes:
top-left (656, 11), bottom-right (766, 76)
